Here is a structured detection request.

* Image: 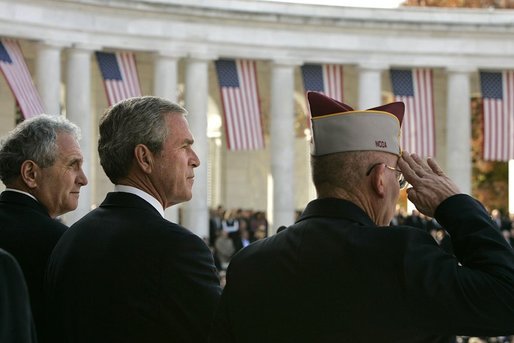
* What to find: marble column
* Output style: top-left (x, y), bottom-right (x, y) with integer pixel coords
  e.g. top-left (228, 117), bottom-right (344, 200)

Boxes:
top-left (269, 59), bottom-right (300, 233)
top-left (446, 66), bottom-right (474, 195)
top-left (181, 52), bottom-right (214, 238)
top-left (357, 63), bottom-right (387, 109)
top-left (153, 51), bottom-right (183, 223)
top-left (36, 41), bottom-right (65, 115)
top-left (153, 51), bottom-right (181, 101)
top-left (64, 44), bottom-right (98, 225)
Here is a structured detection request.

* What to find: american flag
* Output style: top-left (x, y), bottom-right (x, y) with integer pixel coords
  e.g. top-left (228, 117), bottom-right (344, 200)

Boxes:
top-left (0, 38), bottom-right (44, 119)
top-left (480, 71), bottom-right (514, 161)
top-left (390, 68), bottom-right (435, 157)
top-left (214, 59), bottom-right (264, 151)
top-left (95, 51), bottom-right (141, 106)
top-left (301, 64), bottom-right (344, 101)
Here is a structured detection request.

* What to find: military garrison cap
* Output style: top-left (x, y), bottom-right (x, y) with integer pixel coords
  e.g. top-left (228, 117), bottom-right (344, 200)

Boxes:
top-left (307, 91), bottom-right (405, 157)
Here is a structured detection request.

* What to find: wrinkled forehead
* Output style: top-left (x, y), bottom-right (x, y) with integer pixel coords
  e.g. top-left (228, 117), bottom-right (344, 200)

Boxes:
top-left (55, 132), bottom-right (83, 158)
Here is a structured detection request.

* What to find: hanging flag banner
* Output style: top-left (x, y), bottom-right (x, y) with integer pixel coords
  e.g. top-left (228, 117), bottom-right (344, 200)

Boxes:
top-left (95, 51), bottom-right (142, 106)
top-left (215, 59), bottom-right (264, 151)
top-left (480, 71), bottom-right (514, 162)
top-left (390, 68), bottom-right (435, 158)
top-left (0, 38), bottom-right (44, 119)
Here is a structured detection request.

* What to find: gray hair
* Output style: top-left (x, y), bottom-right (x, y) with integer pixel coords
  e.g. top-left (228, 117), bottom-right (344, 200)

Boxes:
top-left (0, 114), bottom-right (81, 185)
top-left (311, 150), bottom-right (378, 196)
top-left (98, 96), bottom-right (187, 184)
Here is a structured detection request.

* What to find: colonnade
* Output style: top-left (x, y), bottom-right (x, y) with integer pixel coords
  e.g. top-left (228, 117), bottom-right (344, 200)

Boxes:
top-left (27, 40), bottom-right (474, 237)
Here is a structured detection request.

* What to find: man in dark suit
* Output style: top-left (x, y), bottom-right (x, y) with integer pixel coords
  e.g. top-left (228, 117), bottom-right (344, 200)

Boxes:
top-left (0, 248), bottom-right (37, 343)
top-left (46, 96), bottom-right (221, 343)
top-left (0, 115), bottom-right (88, 343)
top-left (211, 92), bottom-right (514, 342)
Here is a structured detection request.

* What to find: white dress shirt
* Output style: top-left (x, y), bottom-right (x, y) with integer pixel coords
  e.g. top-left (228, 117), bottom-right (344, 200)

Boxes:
top-left (114, 185), bottom-right (165, 218)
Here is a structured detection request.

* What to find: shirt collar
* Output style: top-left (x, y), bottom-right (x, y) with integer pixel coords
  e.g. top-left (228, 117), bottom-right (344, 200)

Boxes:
top-left (114, 185), bottom-right (165, 218)
top-left (5, 188), bottom-right (38, 202)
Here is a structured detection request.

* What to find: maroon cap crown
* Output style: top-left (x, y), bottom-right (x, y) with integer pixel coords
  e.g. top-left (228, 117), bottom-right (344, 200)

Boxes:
top-left (307, 91), bottom-right (404, 125)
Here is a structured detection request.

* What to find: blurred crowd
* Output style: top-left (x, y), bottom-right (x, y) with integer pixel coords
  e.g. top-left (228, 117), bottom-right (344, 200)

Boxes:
top-left (207, 206), bottom-right (269, 286)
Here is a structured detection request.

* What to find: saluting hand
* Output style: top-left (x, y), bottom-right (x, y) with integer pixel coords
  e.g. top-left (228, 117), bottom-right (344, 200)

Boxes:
top-left (398, 152), bottom-right (460, 218)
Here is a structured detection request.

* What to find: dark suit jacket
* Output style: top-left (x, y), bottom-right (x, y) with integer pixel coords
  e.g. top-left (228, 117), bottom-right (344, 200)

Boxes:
top-left (211, 195), bottom-right (514, 343)
top-left (46, 192), bottom-right (221, 343)
top-left (0, 191), bottom-right (66, 343)
top-left (0, 248), bottom-right (38, 343)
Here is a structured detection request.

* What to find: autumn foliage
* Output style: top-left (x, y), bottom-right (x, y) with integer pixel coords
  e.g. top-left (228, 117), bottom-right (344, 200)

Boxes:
top-left (402, 0), bottom-right (514, 8)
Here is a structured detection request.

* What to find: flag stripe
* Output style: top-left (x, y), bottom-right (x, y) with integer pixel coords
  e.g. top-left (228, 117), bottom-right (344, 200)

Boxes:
top-left (245, 61), bottom-right (260, 148)
top-left (242, 60), bottom-right (258, 148)
top-left (505, 72), bottom-right (514, 159)
top-left (221, 88), bottom-right (236, 150)
top-left (121, 52), bottom-right (141, 98)
top-left (481, 71), bottom-right (514, 161)
top-left (13, 42), bottom-right (40, 116)
top-left (215, 59), bottom-right (264, 151)
top-left (391, 68), bottom-right (435, 157)
top-left (501, 80), bottom-right (507, 160)
top-left (95, 51), bottom-right (141, 106)
top-left (483, 99), bottom-right (491, 159)
top-left (9, 44), bottom-right (34, 115)
top-left (234, 84), bottom-right (247, 149)
top-left (0, 38), bottom-right (44, 118)
top-left (239, 61), bottom-right (255, 149)
top-left (240, 60), bottom-right (252, 149)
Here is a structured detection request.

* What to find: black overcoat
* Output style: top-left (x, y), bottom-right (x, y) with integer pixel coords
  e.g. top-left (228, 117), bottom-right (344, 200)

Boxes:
top-left (211, 195), bottom-right (514, 343)
top-left (0, 191), bottom-right (66, 343)
top-left (0, 248), bottom-right (37, 343)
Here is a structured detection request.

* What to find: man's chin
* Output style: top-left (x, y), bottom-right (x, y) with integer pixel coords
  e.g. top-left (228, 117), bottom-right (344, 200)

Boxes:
top-left (63, 203), bottom-right (80, 215)
top-left (167, 195), bottom-right (192, 208)
top-left (181, 195), bottom-right (193, 203)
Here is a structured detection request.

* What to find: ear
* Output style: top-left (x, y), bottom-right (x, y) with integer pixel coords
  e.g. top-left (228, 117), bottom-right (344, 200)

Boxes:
top-left (134, 144), bottom-right (154, 174)
top-left (20, 160), bottom-right (39, 189)
top-left (369, 164), bottom-right (386, 198)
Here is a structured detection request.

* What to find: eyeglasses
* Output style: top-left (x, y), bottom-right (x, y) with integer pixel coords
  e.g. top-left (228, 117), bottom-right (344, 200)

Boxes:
top-left (366, 162), bottom-right (408, 190)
